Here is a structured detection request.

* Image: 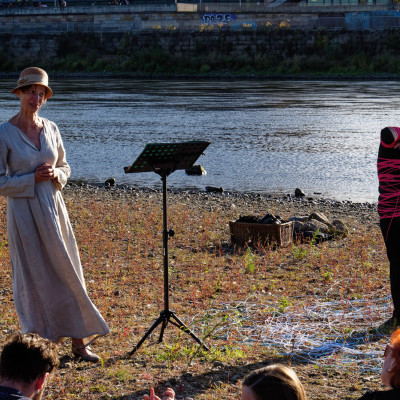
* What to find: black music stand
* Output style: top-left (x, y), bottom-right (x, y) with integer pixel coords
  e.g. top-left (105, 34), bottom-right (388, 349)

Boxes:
top-left (124, 141), bottom-right (211, 356)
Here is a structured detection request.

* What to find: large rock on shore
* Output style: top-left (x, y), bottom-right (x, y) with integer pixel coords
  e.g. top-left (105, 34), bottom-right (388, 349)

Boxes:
top-left (290, 211), bottom-right (348, 241)
top-left (185, 164), bottom-right (207, 175)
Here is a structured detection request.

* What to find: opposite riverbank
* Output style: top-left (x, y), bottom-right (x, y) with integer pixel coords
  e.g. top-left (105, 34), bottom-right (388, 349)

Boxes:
top-left (3, 28), bottom-right (400, 77)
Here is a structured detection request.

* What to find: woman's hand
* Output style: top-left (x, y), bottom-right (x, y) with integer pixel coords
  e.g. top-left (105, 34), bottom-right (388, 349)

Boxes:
top-left (142, 388), bottom-right (175, 400)
top-left (35, 163), bottom-right (58, 182)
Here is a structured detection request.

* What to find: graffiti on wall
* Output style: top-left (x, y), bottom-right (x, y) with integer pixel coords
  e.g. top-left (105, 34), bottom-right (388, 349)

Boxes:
top-left (345, 11), bottom-right (400, 30)
top-left (202, 13), bottom-right (236, 25)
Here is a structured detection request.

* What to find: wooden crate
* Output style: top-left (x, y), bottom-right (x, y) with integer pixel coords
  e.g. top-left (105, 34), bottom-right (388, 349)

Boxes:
top-left (229, 221), bottom-right (294, 247)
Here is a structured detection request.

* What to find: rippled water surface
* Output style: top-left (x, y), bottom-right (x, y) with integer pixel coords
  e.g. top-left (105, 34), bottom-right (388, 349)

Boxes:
top-left (0, 79), bottom-right (398, 203)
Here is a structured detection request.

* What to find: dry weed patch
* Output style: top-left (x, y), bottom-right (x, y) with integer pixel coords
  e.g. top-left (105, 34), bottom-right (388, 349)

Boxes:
top-left (0, 188), bottom-right (391, 399)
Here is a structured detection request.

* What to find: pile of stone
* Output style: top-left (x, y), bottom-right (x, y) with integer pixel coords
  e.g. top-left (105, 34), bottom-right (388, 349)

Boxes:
top-left (236, 213), bottom-right (287, 225)
top-left (235, 211), bottom-right (348, 244)
top-left (289, 211), bottom-right (348, 242)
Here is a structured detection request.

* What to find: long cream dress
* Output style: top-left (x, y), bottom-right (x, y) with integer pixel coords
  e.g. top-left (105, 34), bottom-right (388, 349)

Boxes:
top-left (0, 119), bottom-right (110, 344)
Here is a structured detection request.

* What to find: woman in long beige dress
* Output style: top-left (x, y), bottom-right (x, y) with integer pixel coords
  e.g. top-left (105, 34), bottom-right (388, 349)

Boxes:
top-left (0, 67), bottom-right (110, 362)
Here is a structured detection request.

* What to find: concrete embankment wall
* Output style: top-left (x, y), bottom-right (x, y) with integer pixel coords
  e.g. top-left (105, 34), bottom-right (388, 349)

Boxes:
top-left (2, 5), bottom-right (400, 33)
top-left (2, 7), bottom-right (320, 33)
top-left (1, 6), bottom-right (400, 67)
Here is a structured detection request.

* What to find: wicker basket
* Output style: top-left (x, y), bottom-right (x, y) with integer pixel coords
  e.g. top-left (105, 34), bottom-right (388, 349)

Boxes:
top-left (229, 221), bottom-right (294, 247)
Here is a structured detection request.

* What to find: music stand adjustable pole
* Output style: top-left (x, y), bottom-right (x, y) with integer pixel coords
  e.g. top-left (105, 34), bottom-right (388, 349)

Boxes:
top-left (129, 170), bottom-right (209, 356)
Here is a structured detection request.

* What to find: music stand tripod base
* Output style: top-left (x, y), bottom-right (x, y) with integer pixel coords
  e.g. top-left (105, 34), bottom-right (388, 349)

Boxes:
top-left (129, 309), bottom-right (209, 356)
top-left (125, 141), bottom-right (211, 356)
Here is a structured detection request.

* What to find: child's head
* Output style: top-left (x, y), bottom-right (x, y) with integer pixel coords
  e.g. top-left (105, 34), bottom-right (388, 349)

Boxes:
top-left (382, 327), bottom-right (400, 388)
top-left (241, 364), bottom-right (306, 400)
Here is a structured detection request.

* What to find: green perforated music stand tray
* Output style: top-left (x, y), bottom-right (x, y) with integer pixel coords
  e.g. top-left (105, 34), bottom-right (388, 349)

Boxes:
top-left (124, 141), bottom-right (210, 175)
top-left (124, 141), bottom-right (210, 356)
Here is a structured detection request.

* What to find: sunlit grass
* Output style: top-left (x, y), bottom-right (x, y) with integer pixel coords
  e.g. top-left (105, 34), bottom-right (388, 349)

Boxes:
top-left (0, 186), bottom-right (388, 399)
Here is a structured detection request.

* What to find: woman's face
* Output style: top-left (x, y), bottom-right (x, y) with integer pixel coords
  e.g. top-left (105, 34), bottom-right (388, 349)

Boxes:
top-left (241, 385), bottom-right (257, 400)
top-left (17, 84), bottom-right (46, 113)
top-left (381, 344), bottom-right (396, 388)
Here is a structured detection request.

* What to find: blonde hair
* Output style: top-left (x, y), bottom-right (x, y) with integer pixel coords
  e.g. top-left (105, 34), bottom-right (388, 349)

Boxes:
top-left (242, 364), bottom-right (307, 400)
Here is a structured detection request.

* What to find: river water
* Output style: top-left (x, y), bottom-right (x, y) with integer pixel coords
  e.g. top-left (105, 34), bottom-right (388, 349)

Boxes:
top-left (0, 78), bottom-right (398, 203)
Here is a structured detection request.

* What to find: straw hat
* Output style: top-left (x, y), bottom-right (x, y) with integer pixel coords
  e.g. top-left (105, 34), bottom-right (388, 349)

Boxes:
top-left (11, 67), bottom-right (53, 99)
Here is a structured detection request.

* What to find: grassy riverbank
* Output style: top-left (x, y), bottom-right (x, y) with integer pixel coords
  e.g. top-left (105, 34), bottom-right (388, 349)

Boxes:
top-left (47, 48), bottom-right (400, 77)
top-left (3, 29), bottom-right (400, 78)
top-left (0, 184), bottom-right (392, 399)
top-left (5, 48), bottom-right (400, 78)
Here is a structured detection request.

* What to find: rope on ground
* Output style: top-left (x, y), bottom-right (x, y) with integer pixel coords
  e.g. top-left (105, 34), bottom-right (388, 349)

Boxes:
top-left (192, 287), bottom-right (391, 372)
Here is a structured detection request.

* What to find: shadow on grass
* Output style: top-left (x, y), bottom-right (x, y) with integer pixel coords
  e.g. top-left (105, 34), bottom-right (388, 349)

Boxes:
top-left (99, 320), bottom-right (391, 400)
top-left (111, 354), bottom-right (291, 399)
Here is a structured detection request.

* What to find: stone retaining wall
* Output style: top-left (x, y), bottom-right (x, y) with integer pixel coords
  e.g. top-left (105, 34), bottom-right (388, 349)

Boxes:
top-left (0, 8), bottom-right (318, 33)
top-left (1, 6), bottom-right (400, 69)
top-left (0, 29), bottom-right (397, 64)
top-left (1, 6), bottom-right (400, 33)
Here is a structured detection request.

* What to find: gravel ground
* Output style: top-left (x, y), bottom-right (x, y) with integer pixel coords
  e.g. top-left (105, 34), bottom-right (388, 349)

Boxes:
top-left (64, 182), bottom-right (379, 230)
top-left (47, 183), bottom-right (387, 400)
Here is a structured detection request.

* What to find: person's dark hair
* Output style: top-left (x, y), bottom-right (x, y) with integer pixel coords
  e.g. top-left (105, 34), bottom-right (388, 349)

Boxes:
top-left (0, 332), bottom-right (59, 384)
top-left (243, 364), bottom-right (307, 400)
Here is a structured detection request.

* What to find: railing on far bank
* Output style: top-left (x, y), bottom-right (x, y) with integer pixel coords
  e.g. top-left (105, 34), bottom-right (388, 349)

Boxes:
top-left (194, 1), bottom-right (397, 12)
top-left (0, 0), bottom-right (398, 13)
top-left (0, 2), bottom-right (176, 13)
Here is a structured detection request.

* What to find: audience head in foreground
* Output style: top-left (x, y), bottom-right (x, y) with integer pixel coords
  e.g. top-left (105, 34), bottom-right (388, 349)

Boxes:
top-left (0, 332), bottom-right (59, 400)
top-left (143, 364), bottom-right (306, 400)
top-left (382, 327), bottom-right (400, 387)
top-left (357, 327), bottom-right (400, 399)
top-left (241, 364), bottom-right (307, 400)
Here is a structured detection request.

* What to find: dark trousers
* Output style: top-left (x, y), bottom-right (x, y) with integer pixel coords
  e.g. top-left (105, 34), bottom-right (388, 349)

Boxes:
top-left (381, 217), bottom-right (400, 318)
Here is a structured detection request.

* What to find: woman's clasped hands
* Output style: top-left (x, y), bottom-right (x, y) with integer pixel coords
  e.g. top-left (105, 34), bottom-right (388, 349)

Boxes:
top-left (142, 388), bottom-right (175, 400)
top-left (35, 163), bottom-right (57, 182)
